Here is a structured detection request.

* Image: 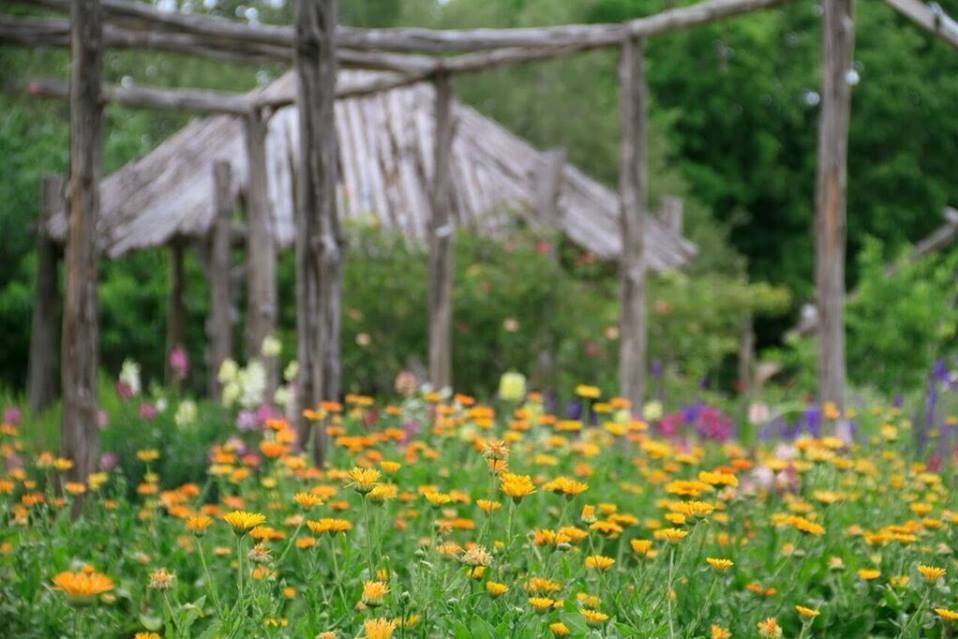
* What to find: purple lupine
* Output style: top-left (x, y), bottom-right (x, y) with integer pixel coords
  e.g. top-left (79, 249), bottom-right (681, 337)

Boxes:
top-left (566, 399), bottom-right (583, 421)
top-left (803, 406), bottom-right (821, 438)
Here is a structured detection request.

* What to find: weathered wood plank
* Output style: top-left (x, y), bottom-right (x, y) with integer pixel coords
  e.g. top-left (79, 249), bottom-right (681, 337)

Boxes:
top-left (883, 0), bottom-right (958, 50)
top-left (428, 74), bottom-right (455, 390)
top-left (294, 0), bottom-right (341, 465)
top-left (617, 37), bottom-right (649, 410)
top-left (27, 174), bottom-right (63, 414)
top-left (814, 0), bottom-right (854, 425)
top-left (61, 0), bottom-right (102, 483)
top-left (208, 161), bottom-right (233, 399)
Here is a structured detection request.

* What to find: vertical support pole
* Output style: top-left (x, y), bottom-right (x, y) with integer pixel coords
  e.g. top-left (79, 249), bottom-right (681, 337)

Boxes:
top-left (617, 36), bottom-right (648, 411)
top-left (815, 0), bottom-right (854, 431)
top-left (62, 0), bottom-right (102, 483)
top-left (428, 72), bottom-right (455, 391)
top-left (738, 313), bottom-right (755, 397)
top-left (659, 196), bottom-right (684, 237)
top-left (208, 161), bottom-right (233, 399)
top-left (165, 238), bottom-right (186, 383)
top-left (535, 148), bottom-right (566, 260)
top-left (27, 174), bottom-right (63, 413)
top-left (294, 0), bottom-right (341, 465)
top-left (243, 111), bottom-right (278, 394)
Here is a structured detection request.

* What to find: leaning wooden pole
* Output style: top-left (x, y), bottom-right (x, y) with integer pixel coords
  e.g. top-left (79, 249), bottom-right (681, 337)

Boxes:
top-left (427, 72), bottom-right (455, 390)
top-left (62, 0), bottom-right (102, 482)
top-left (617, 36), bottom-right (649, 410)
top-left (27, 174), bottom-right (63, 413)
top-left (208, 161), bottom-right (233, 399)
top-left (242, 110), bottom-right (279, 393)
top-left (294, 0), bottom-right (341, 465)
top-left (165, 238), bottom-right (186, 384)
top-left (814, 0), bottom-right (854, 426)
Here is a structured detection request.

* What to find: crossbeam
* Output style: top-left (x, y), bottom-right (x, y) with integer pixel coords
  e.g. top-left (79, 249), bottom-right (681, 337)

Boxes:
top-left (883, 0), bottom-right (958, 49)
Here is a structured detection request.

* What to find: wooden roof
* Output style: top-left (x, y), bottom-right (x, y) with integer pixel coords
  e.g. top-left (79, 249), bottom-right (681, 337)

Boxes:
top-left (46, 71), bottom-right (695, 269)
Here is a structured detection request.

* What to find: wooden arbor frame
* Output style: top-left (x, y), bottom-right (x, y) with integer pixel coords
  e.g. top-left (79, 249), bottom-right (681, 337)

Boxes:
top-left (7, 0), bottom-right (957, 477)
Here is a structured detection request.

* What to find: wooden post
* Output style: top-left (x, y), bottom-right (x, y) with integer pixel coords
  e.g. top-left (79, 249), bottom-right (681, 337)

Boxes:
top-left (738, 313), bottom-right (755, 397)
top-left (428, 72), bottom-right (455, 390)
top-left (27, 174), bottom-right (63, 413)
top-left (61, 0), bottom-right (102, 482)
top-left (294, 0), bottom-right (342, 465)
top-left (814, 0), bottom-right (854, 425)
top-left (208, 161), bottom-right (233, 398)
top-left (165, 238), bottom-right (186, 383)
top-left (243, 110), bottom-right (278, 393)
top-left (617, 36), bottom-right (648, 410)
top-left (535, 147), bottom-right (565, 260)
top-left (659, 196), bottom-right (684, 237)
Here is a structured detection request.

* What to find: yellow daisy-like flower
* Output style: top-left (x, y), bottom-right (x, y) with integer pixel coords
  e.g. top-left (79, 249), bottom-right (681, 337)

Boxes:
top-left (705, 557), bottom-right (734, 572)
top-left (476, 499), bottom-right (501, 513)
top-left (363, 617), bottom-right (398, 639)
top-left (795, 605), bottom-right (820, 620)
top-left (134, 633), bottom-right (161, 639)
top-left (549, 622), bottom-right (570, 636)
top-left (293, 492), bottom-right (324, 509)
top-left (918, 564), bottom-right (946, 583)
top-left (710, 625), bottom-right (731, 639)
top-left (379, 460), bottom-right (401, 474)
top-left (654, 528), bottom-right (688, 544)
top-left (757, 616), bottom-right (782, 638)
top-left (500, 473), bottom-right (536, 502)
top-left (361, 580), bottom-right (389, 606)
top-left (185, 515), bottom-right (213, 535)
top-left (529, 596), bottom-right (555, 612)
top-left (580, 608), bottom-right (608, 625)
top-left (575, 385), bottom-right (601, 399)
top-left (485, 581), bottom-right (508, 598)
top-left (858, 568), bottom-right (881, 581)
top-left (348, 467), bottom-right (381, 494)
top-left (935, 608), bottom-right (958, 622)
top-left (306, 518), bottom-right (353, 535)
top-left (584, 555), bottom-right (615, 571)
top-left (543, 476), bottom-right (588, 498)
top-left (222, 511), bottom-right (266, 535)
top-left (52, 570), bottom-right (115, 604)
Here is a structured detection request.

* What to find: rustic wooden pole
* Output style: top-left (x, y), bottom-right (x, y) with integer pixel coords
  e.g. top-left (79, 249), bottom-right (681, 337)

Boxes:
top-left (535, 147), bottom-right (565, 258)
top-left (617, 36), bottom-right (649, 410)
top-left (814, 0), bottom-right (854, 426)
top-left (294, 0), bottom-right (342, 465)
top-left (428, 72), bottom-right (455, 390)
top-left (165, 238), bottom-right (186, 383)
top-left (242, 110), bottom-right (279, 394)
top-left (208, 161), bottom-right (233, 399)
top-left (659, 196), bottom-right (684, 237)
top-left (27, 174), bottom-right (63, 413)
top-left (61, 0), bottom-right (102, 482)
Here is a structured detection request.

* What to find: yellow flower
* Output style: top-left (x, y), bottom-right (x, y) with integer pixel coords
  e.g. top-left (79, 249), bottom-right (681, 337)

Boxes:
top-left (498, 372), bottom-right (527, 402)
top-left (485, 581), bottom-right (508, 598)
top-left (476, 499), bottom-right (501, 513)
top-left (136, 449), bottom-right (160, 462)
top-left (222, 511), bottom-right (266, 535)
top-left (705, 557), bottom-right (734, 572)
top-left (710, 625), bottom-right (731, 639)
top-left (549, 622), bottom-right (570, 636)
top-left (795, 605), bottom-right (820, 620)
top-left (135, 633), bottom-right (161, 639)
top-left (918, 564), bottom-right (946, 583)
top-left (654, 528), bottom-right (688, 544)
top-left (580, 608), bottom-right (609, 625)
top-left (379, 461), bottom-right (401, 474)
top-left (575, 385), bottom-right (601, 399)
top-left (500, 473), bottom-right (535, 502)
top-left (584, 555), bottom-right (615, 571)
top-left (148, 568), bottom-right (175, 591)
top-left (543, 476), bottom-right (588, 498)
top-left (52, 571), bottom-right (115, 604)
top-left (529, 596), bottom-right (555, 612)
top-left (631, 539), bottom-right (653, 556)
top-left (757, 617), bottom-right (782, 638)
top-left (935, 608), bottom-right (958, 622)
top-left (293, 492), bottom-right (324, 509)
top-left (858, 568), bottom-right (881, 581)
top-left (306, 518), bottom-right (353, 535)
top-left (348, 467), bottom-right (381, 494)
top-left (185, 515), bottom-right (213, 535)
top-left (363, 618), bottom-right (398, 639)
top-left (361, 580), bottom-right (389, 606)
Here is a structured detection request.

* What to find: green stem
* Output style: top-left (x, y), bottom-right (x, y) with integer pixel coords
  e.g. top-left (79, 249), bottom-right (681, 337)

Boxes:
top-left (197, 540), bottom-right (222, 616)
top-left (667, 547), bottom-right (676, 639)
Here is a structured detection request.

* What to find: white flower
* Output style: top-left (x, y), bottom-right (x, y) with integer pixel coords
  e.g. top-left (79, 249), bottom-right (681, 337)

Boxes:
top-left (222, 382), bottom-right (240, 408)
top-left (174, 400), bottom-right (197, 427)
top-left (119, 359), bottom-right (142, 396)
top-left (274, 385), bottom-right (291, 407)
top-left (218, 358), bottom-right (239, 384)
top-left (748, 402), bottom-right (770, 425)
top-left (284, 360), bottom-right (299, 383)
top-left (642, 401), bottom-right (663, 421)
top-left (261, 335), bottom-right (282, 358)
top-left (239, 360), bottom-right (267, 408)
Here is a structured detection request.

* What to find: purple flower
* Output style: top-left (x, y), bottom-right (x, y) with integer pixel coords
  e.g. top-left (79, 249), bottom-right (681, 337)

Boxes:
top-left (138, 402), bottom-right (157, 421)
top-left (99, 452), bottom-right (118, 472)
top-left (255, 403), bottom-right (280, 428)
top-left (650, 359), bottom-right (663, 379)
top-left (3, 406), bottom-right (22, 425)
top-left (566, 399), bottom-right (583, 421)
top-left (236, 410), bottom-right (258, 432)
top-left (116, 381), bottom-right (134, 400)
top-left (224, 436), bottom-right (247, 456)
top-left (97, 410), bottom-right (109, 429)
top-left (5, 453), bottom-right (23, 472)
top-left (169, 346), bottom-right (189, 381)
top-left (803, 406), bottom-right (821, 437)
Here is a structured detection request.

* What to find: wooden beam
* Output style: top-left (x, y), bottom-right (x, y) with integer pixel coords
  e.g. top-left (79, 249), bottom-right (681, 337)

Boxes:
top-left (13, 0), bottom-right (794, 56)
top-left (814, 0), bottom-right (854, 428)
top-left (535, 148), bottom-right (566, 230)
top-left (61, 0), bottom-right (102, 483)
top-left (617, 36), bottom-right (649, 410)
top-left (208, 161), bottom-right (233, 400)
top-left (165, 238), bottom-right (186, 385)
top-left (428, 73), bottom-right (455, 390)
top-left (27, 174), bottom-right (63, 414)
top-left (242, 111), bottom-right (279, 395)
top-left (294, 0), bottom-right (342, 466)
top-left (883, 0), bottom-right (958, 50)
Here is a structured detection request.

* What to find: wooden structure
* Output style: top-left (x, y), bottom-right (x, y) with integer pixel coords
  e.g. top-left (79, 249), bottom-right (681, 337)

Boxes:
top-left (7, 0), bottom-right (958, 471)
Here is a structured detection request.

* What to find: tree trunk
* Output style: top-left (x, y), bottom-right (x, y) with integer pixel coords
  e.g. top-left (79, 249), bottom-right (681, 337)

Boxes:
top-left (61, 0), bottom-right (102, 483)
top-left (27, 174), bottom-right (63, 414)
top-left (617, 36), bottom-right (648, 411)
top-left (815, 0), bottom-right (854, 428)
top-left (294, 0), bottom-right (341, 466)
top-left (243, 111), bottom-right (278, 394)
top-left (428, 73), bottom-right (455, 390)
top-left (208, 161), bottom-right (233, 399)
top-left (165, 238), bottom-right (186, 384)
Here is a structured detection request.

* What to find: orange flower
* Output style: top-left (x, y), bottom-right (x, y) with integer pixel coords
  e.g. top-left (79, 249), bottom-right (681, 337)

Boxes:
top-left (52, 570), bottom-right (114, 604)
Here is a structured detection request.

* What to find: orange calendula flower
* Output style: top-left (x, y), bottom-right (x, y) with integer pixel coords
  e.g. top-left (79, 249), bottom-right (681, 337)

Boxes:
top-left (710, 625), bottom-right (731, 639)
top-left (485, 581), bottom-right (508, 598)
top-left (705, 557), bottom-right (734, 572)
top-left (185, 515), bottom-right (213, 535)
top-left (222, 510), bottom-right (266, 535)
top-left (935, 608), bottom-right (958, 622)
top-left (858, 568), bottom-right (881, 581)
top-left (500, 473), bottom-right (535, 502)
top-left (543, 476), bottom-right (588, 498)
top-left (306, 518), bottom-right (352, 535)
top-left (52, 570), bottom-right (115, 604)
top-left (757, 617), bottom-right (782, 638)
top-left (293, 492), bottom-right (324, 509)
top-left (549, 622), bottom-right (570, 636)
top-left (575, 385), bottom-right (601, 399)
top-left (361, 580), bottom-right (389, 606)
top-left (347, 467), bottom-right (381, 494)
top-left (363, 617), bottom-right (398, 639)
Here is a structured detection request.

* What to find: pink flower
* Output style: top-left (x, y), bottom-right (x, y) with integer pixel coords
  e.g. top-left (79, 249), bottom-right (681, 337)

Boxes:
top-left (3, 406), bottom-right (22, 425)
top-left (138, 402), bottom-right (157, 421)
top-left (116, 381), bottom-right (134, 400)
top-left (169, 346), bottom-right (189, 381)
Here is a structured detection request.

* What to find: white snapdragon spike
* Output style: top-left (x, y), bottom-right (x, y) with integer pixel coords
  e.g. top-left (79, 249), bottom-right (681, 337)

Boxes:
top-left (119, 359), bottom-right (142, 396)
top-left (222, 382), bottom-right (241, 408)
top-left (240, 361), bottom-right (267, 409)
top-left (284, 361), bottom-right (299, 383)
top-left (261, 335), bottom-right (282, 358)
top-left (274, 386), bottom-right (291, 408)
top-left (218, 358), bottom-right (239, 385)
top-left (174, 400), bottom-right (197, 427)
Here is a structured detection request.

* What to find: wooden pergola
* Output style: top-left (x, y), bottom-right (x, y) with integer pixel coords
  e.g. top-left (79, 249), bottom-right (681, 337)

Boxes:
top-left (4, 0), bottom-right (957, 478)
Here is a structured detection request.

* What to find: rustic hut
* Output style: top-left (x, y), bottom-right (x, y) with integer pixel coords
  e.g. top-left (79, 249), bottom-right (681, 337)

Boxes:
top-left (44, 71), bottom-right (695, 266)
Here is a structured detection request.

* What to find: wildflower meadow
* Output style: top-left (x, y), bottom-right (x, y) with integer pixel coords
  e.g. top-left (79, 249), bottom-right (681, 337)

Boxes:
top-left (2, 373), bottom-right (958, 638)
